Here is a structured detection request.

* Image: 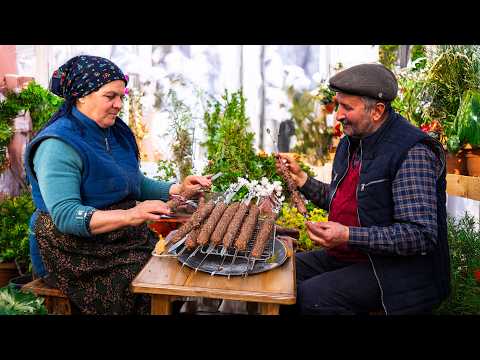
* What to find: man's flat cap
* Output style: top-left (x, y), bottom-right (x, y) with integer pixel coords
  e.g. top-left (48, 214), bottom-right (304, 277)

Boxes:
top-left (328, 63), bottom-right (398, 101)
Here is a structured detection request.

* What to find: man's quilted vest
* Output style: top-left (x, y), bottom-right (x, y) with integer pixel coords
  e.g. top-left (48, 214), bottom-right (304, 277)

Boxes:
top-left (331, 110), bottom-right (450, 314)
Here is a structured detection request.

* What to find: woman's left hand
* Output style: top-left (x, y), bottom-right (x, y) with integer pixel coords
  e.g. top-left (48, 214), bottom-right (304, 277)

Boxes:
top-left (179, 175), bottom-right (212, 194)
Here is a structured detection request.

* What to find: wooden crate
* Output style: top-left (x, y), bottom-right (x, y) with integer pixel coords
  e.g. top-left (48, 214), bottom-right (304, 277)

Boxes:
top-left (446, 174), bottom-right (480, 201)
top-left (22, 278), bottom-right (72, 315)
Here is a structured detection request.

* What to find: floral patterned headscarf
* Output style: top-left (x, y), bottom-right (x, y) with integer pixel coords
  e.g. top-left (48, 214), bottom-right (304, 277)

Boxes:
top-left (49, 55), bottom-right (128, 101)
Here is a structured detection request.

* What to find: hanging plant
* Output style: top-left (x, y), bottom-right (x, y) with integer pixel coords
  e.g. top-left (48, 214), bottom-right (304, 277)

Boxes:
top-left (0, 81), bottom-right (63, 171)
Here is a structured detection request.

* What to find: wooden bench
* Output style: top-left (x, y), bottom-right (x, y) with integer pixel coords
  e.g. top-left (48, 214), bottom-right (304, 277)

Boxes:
top-left (22, 278), bottom-right (72, 315)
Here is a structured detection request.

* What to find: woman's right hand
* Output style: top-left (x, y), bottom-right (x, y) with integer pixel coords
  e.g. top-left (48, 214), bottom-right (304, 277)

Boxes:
top-left (125, 200), bottom-right (171, 227)
top-left (276, 153), bottom-right (308, 187)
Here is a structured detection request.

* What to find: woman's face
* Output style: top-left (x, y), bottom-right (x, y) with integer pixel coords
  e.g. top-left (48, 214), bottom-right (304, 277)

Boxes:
top-left (77, 80), bottom-right (125, 128)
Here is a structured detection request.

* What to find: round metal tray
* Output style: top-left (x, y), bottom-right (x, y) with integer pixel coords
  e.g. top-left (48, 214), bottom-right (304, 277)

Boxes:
top-left (170, 237), bottom-right (288, 276)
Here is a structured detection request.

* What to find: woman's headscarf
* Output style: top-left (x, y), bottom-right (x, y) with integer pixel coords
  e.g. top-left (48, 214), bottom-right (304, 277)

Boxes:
top-left (37, 55), bottom-right (129, 135)
top-left (49, 55), bottom-right (128, 101)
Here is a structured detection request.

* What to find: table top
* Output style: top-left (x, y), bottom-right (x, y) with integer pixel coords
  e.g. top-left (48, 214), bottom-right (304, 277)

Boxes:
top-left (131, 243), bottom-right (296, 305)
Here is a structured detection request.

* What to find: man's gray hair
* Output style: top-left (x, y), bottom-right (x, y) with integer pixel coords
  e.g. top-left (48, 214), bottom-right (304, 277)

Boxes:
top-left (361, 96), bottom-right (391, 114)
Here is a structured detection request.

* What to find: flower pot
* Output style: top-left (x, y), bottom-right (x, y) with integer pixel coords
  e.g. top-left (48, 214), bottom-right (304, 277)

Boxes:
top-left (464, 148), bottom-right (480, 177)
top-left (8, 273), bottom-right (33, 290)
top-left (0, 261), bottom-right (20, 288)
top-left (445, 151), bottom-right (466, 175)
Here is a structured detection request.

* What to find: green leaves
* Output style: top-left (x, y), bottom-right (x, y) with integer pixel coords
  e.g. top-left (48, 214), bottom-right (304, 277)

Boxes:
top-left (202, 89), bottom-right (262, 191)
top-left (0, 285), bottom-right (47, 315)
top-left (0, 192), bottom-right (35, 265)
top-left (454, 89), bottom-right (480, 148)
top-left (0, 81), bottom-right (63, 169)
top-left (435, 214), bottom-right (480, 315)
top-left (166, 90), bottom-right (193, 181)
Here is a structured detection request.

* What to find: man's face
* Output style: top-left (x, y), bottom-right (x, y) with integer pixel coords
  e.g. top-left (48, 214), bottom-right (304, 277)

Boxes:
top-left (79, 80), bottom-right (125, 128)
top-left (335, 92), bottom-right (376, 138)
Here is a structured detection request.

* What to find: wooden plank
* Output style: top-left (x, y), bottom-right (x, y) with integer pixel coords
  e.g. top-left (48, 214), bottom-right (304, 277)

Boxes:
top-left (259, 303), bottom-right (280, 315)
top-left (446, 174), bottom-right (480, 201)
top-left (22, 278), bottom-right (68, 298)
top-left (151, 295), bottom-right (172, 315)
top-left (182, 256), bottom-right (295, 304)
top-left (131, 247), bottom-right (296, 306)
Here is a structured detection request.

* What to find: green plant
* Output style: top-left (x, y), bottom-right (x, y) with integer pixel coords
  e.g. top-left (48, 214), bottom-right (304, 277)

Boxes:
top-left (410, 45), bottom-right (427, 70)
top-left (314, 84), bottom-right (336, 105)
top-left (422, 45), bottom-right (480, 145)
top-left (435, 213), bottom-right (480, 315)
top-left (0, 81), bottom-right (63, 170)
top-left (166, 90), bottom-right (193, 181)
top-left (276, 203), bottom-right (328, 251)
top-left (453, 89), bottom-right (480, 148)
top-left (201, 89), bottom-right (316, 200)
top-left (288, 86), bottom-right (332, 165)
top-left (202, 89), bottom-right (261, 191)
top-left (392, 66), bottom-right (429, 127)
top-left (0, 285), bottom-right (47, 315)
top-left (0, 192), bottom-right (35, 274)
top-left (379, 45), bottom-right (399, 70)
top-left (154, 159), bottom-right (177, 182)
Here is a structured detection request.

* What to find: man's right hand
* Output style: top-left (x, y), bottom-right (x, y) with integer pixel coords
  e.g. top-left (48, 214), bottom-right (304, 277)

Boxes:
top-left (276, 153), bottom-right (308, 188)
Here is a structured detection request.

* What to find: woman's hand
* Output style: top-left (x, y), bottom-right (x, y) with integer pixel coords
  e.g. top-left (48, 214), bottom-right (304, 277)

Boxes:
top-left (170, 175), bottom-right (212, 196)
top-left (125, 200), bottom-right (171, 227)
top-left (275, 153), bottom-right (308, 187)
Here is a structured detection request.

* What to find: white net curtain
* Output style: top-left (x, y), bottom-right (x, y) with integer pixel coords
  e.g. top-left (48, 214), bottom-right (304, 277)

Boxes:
top-left (15, 45), bottom-right (379, 174)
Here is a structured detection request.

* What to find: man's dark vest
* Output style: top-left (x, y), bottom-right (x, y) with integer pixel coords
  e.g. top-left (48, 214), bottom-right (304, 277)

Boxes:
top-left (331, 110), bottom-right (451, 314)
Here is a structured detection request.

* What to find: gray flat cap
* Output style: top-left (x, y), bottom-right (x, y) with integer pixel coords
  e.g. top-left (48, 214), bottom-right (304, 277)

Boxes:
top-left (328, 63), bottom-right (398, 101)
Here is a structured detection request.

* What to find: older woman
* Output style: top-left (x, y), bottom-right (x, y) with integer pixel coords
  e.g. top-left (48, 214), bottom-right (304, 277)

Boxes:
top-left (24, 55), bottom-right (211, 315)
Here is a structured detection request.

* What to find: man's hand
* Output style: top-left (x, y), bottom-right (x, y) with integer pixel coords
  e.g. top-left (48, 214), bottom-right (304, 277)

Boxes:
top-left (305, 221), bottom-right (349, 248)
top-left (276, 153), bottom-right (308, 188)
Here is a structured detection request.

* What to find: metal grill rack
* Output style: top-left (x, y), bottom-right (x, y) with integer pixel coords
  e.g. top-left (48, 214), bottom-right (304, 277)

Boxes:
top-left (197, 219), bottom-right (276, 261)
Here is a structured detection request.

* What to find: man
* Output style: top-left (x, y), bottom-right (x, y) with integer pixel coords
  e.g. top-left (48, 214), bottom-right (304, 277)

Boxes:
top-left (279, 63), bottom-right (450, 315)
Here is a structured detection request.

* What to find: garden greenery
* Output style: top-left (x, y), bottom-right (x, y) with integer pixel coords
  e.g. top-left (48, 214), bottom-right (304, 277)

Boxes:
top-left (0, 81), bottom-right (63, 170)
top-left (435, 213), bottom-right (480, 315)
top-left (0, 192), bottom-right (35, 273)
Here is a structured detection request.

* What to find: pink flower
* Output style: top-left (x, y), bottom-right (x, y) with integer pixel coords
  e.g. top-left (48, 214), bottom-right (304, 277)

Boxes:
top-left (124, 87), bottom-right (129, 95)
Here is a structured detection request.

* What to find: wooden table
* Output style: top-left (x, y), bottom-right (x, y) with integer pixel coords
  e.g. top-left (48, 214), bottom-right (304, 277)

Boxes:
top-left (131, 244), bottom-right (296, 315)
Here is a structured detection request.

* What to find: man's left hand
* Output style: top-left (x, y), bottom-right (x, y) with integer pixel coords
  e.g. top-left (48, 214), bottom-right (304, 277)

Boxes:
top-left (305, 221), bottom-right (349, 248)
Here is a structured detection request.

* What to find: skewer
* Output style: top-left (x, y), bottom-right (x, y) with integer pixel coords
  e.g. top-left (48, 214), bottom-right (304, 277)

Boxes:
top-left (211, 250), bottom-right (229, 276)
top-left (227, 249), bottom-right (239, 279)
top-left (180, 246), bottom-right (201, 270)
top-left (166, 235), bottom-right (188, 253)
top-left (194, 242), bottom-right (218, 273)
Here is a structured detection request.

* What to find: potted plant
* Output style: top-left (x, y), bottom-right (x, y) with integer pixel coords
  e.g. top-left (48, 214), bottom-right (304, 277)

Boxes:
top-left (0, 192), bottom-right (35, 287)
top-left (400, 45), bottom-right (480, 175)
top-left (453, 89), bottom-right (480, 176)
top-left (0, 284), bottom-right (47, 315)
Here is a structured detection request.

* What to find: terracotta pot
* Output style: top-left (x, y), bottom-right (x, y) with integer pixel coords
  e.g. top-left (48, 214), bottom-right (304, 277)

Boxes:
top-left (465, 148), bottom-right (480, 177)
top-left (0, 261), bottom-right (20, 288)
top-left (445, 151), bottom-right (466, 175)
